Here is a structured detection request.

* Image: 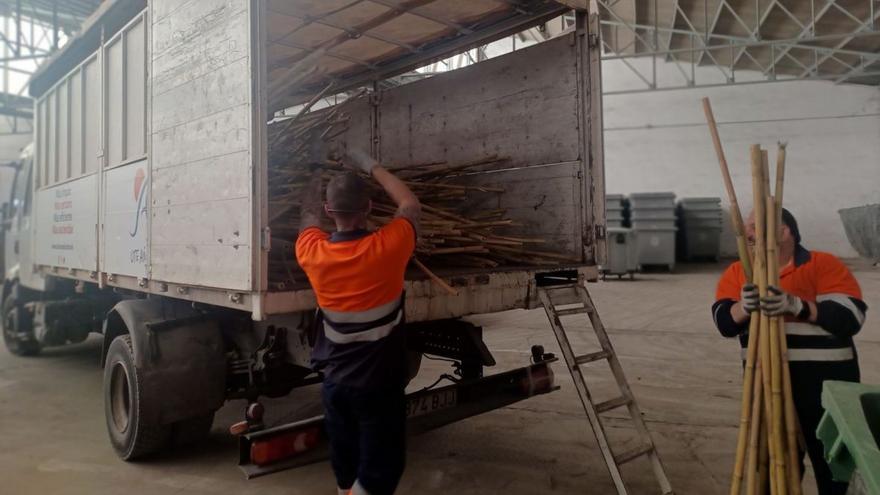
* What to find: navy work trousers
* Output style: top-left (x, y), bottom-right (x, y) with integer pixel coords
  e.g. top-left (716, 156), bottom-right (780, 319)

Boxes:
top-left (322, 381), bottom-right (407, 495)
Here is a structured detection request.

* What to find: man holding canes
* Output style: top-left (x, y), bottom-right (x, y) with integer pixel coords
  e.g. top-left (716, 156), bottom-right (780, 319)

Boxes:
top-left (712, 208), bottom-right (866, 495)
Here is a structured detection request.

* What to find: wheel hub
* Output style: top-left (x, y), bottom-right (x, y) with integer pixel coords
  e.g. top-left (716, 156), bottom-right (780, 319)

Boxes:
top-left (110, 362), bottom-right (132, 434)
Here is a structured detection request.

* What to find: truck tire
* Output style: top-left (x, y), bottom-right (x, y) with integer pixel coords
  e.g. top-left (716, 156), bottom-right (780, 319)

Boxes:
top-left (2, 291), bottom-right (40, 356)
top-left (104, 335), bottom-right (170, 460)
top-left (171, 412), bottom-right (215, 447)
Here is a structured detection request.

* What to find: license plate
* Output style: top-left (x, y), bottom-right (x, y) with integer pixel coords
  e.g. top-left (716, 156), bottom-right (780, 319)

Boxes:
top-left (406, 388), bottom-right (457, 418)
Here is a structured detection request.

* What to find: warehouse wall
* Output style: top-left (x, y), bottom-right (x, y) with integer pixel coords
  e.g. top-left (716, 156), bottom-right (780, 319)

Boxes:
top-left (602, 58), bottom-right (880, 258)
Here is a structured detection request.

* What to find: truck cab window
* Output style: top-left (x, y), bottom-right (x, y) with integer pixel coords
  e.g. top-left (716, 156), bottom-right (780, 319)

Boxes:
top-left (10, 160), bottom-right (28, 217)
top-left (22, 159), bottom-right (33, 216)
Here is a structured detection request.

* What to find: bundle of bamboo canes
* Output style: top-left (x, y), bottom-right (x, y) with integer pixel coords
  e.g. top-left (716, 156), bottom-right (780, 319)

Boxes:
top-left (703, 98), bottom-right (801, 495)
top-left (265, 99), bottom-right (576, 293)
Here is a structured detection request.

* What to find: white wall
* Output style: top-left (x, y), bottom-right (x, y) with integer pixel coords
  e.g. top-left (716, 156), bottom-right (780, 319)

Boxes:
top-left (602, 57), bottom-right (880, 258)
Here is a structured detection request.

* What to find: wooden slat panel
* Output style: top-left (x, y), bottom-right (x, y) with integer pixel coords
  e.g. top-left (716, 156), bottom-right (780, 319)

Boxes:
top-left (124, 17), bottom-right (147, 159)
top-left (70, 69), bottom-right (83, 176)
top-left (376, 35), bottom-right (580, 168)
top-left (451, 163), bottom-right (582, 254)
top-left (58, 82), bottom-right (69, 180)
top-left (152, 56), bottom-right (250, 133)
top-left (151, 0), bottom-right (249, 96)
top-left (83, 58), bottom-right (101, 175)
top-left (46, 89), bottom-right (56, 183)
top-left (106, 37), bottom-right (124, 167)
top-left (149, 0), bottom-right (254, 290)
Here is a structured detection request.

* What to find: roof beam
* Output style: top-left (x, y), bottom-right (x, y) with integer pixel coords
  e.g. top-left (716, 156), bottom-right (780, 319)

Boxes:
top-left (599, 26), bottom-right (880, 63)
top-left (835, 57), bottom-right (878, 83)
top-left (367, 0), bottom-right (472, 33)
top-left (729, 0), bottom-right (782, 68)
top-left (796, 8), bottom-right (880, 78)
top-left (268, 6), bottom-right (419, 54)
top-left (673, 3), bottom-right (730, 80)
top-left (270, 39), bottom-right (379, 71)
top-left (697, 1), bottom-right (727, 66)
top-left (284, 3), bottom-right (567, 105)
top-left (756, 0), bottom-right (838, 74)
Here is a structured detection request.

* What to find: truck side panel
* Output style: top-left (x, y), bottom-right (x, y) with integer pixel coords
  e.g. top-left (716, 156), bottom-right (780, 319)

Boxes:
top-left (32, 45), bottom-right (104, 275)
top-left (376, 37), bottom-right (581, 170)
top-left (34, 176), bottom-right (99, 271)
top-left (103, 14), bottom-right (150, 278)
top-left (149, 0), bottom-right (255, 291)
top-left (327, 36), bottom-right (589, 263)
top-left (103, 162), bottom-right (149, 277)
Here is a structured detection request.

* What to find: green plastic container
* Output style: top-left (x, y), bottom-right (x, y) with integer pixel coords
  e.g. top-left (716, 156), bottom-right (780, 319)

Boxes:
top-left (817, 381), bottom-right (880, 495)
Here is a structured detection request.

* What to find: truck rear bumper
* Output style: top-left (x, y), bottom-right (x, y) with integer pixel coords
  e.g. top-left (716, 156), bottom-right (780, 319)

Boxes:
top-left (238, 359), bottom-right (558, 479)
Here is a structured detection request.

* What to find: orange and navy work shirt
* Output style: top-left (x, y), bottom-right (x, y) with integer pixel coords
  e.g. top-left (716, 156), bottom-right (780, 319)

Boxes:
top-left (296, 218), bottom-right (416, 387)
top-left (713, 246), bottom-right (866, 363)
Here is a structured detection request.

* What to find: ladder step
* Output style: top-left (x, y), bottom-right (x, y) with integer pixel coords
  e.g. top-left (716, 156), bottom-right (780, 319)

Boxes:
top-left (556, 307), bottom-right (588, 317)
top-left (594, 395), bottom-right (632, 413)
top-left (574, 350), bottom-right (611, 365)
top-left (614, 443), bottom-right (655, 465)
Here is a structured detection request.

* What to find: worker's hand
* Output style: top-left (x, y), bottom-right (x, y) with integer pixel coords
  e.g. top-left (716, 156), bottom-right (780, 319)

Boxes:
top-left (740, 283), bottom-right (760, 313)
top-left (760, 285), bottom-right (804, 317)
top-left (344, 148), bottom-right (378, 176)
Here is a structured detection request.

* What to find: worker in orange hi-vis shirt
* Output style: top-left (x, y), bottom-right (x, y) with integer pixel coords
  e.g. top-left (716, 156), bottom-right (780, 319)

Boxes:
top-left (296, 148), bottom-right (420, 495)
top-left (712, 208), bottom-right (866, 495)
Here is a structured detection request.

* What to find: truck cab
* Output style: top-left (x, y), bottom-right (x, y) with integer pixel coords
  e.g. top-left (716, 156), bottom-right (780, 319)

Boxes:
top-left (2, 146), bottom-right (46, 355)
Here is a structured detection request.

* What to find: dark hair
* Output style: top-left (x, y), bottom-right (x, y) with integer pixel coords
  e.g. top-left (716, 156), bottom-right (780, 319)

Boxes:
top-left (326, 172), bottom-right (369, 214)
top-left (780, 208), bottom-right (801, 244)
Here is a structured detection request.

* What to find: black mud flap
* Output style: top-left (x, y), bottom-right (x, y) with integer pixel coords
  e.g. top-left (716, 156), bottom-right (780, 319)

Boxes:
top-left (238, 359), bottom-right (558, 479)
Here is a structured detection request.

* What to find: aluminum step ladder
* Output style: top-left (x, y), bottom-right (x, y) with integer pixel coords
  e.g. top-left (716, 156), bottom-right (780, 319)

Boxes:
top-left (538, 283), bottom-right (674, 495)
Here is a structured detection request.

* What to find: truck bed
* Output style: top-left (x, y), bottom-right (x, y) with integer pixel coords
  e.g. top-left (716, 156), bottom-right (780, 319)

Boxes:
top-left (25, 0), bottom-right (603, 321)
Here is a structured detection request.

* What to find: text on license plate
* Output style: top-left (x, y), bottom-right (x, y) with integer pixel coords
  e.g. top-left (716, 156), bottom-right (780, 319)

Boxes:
top-left (406, 389), bottom-right (457, 418)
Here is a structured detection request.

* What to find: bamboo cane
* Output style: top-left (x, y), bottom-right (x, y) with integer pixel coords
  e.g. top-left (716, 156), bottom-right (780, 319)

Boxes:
top-left (728, 137), bottom-right (765, 495)
top-left (766, 195), bottom-right (788, 495)
top-left (759, 414), bottom-right (771, 495)
top-left (746, 356), bottom-right (765, 495)
top-left (732, 144), bottom-right (769, 495)
top-left (702, 97), bottom-right (753, 281)
top-left (773, 143), bottom-right (802, 495)
top-left (752, 146), bottom-right (779, 494)
top-left (412, 258), bottom-right (459, 296)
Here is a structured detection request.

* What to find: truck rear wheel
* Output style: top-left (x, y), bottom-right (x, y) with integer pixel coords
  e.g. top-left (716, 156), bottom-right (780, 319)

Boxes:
top-left (104, 335), bottom-right (170, 460)
top-left (2, 291), bottom-right (40, 356)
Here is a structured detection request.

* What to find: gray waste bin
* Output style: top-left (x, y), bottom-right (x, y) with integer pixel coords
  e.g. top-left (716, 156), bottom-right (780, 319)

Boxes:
top-left (631, 193), bottom-right (677, 270)
top-left (600, 227), bottom-right (637, 280)
top-left (630, 192), bottom-right (676, 209)
top-left (635, 227), bottom-right (677, 271)
top-left (678, 197), bottom-right (723, 261)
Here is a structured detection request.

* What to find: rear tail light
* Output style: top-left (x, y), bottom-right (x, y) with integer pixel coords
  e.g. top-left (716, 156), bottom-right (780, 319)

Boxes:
top-left (250, 426), bottom-right (322, 466)
top-left (520, 363), bottom-right (555, 396)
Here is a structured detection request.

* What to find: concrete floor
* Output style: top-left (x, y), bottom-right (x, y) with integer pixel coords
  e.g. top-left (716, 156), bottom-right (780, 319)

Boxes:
top-left (0, 262), bottom-right (877, 495)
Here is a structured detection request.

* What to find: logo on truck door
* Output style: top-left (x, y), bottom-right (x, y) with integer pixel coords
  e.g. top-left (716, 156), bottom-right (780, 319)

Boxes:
top-left (129, 167), bottom-right (148, 238)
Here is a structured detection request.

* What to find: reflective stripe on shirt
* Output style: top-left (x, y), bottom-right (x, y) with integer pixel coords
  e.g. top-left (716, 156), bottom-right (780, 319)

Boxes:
top-left (323, 311), bottom-right (403, 344)
top-left (741, 345), bottom-right (854, 362)
top-left (322, 298), bottom-right (401, 324)
top-left (320, 296), bottom-right (403, 345)
top-left (817, 292), bottom-right (866, 326)
top-left (784, 322), bottom-right (833, 337)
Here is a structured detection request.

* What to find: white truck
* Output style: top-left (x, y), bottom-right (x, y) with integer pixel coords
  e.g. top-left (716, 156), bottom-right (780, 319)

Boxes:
top-left (1, 0), bottom-right (605, 474)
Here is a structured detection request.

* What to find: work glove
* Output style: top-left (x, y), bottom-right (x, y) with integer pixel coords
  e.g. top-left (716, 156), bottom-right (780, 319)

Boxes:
top-left (760, 285), bottom-right (804, 317)
top-left (740, 283), bottom-right (759, 313)
top-left (345, 148), bottom-right (378, 176)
